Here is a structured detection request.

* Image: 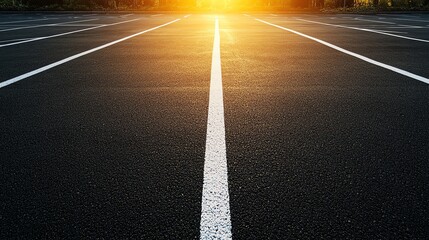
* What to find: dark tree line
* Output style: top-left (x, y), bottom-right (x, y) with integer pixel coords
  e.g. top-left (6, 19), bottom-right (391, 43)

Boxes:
top-left (1, 0), bottom-right (197, 8)
top-left (1, 0), bottom-right (428, 9)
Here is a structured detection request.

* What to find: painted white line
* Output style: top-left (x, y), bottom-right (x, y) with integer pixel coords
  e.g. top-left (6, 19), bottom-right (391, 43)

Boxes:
top-left (0, 18), bottom-right (57, 24)
top-left (0, 18), bottom-right (99, 32)
top-left (296, 18), bottom-right (429, 43)
top-left (352, 17), bottom-right (423, 28)
top-left (353, 17), bottom-right (396, 25)
top-left (385, 25), bottom-right (426, 29)
top-left (200, 16), bottom-right (232, 240)
top-left (0, 18), bottom-right (181, 89)
top-left (391, 18), bottom-right (429, 23)
top-left (243, 14), bottom-right (251, 17)
top-left (372, 29), bottom-right (408, 34)
top-left (0, 37), bottom-right (35, 43)
top-left (379, 14), bottom-right (421, 18)
top-left (45, 24), bottom-right (105, 27)
top-left (270, 14), bottom-right (278, 16)
top-left (255, 18), bottom-right (429, 85)
top-left (0, 18), bottom-right (141, 48)
top-left (184, 14), bottom-right (191, 18)
top-left (151, 14), bottom-right (163, 17)
top-left (121, 14), bottom-right (134, 17)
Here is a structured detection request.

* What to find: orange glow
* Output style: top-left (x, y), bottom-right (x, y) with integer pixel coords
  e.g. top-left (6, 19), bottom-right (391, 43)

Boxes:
top-left (185, 0), bottom-right (293, 12)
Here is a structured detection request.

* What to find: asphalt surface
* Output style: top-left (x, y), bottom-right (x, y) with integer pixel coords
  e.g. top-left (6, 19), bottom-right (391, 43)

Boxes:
top-left (1, 12), bottom-right (428, 239)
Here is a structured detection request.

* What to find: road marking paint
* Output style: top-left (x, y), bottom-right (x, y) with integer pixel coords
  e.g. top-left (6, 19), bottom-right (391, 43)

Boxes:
top-left (0, 18), bottom-right (141, 48)
top-left (200, 16), bottom-right (232, 240)
top-left (121, 14), bottom-right (134, 17)
top-left (0, 18), bottom-right (99, 32)
top-left (184, 14), bottom-right (191, 18)
top-left (351, 17), bottom-right (423, 28)
top-left (151, 14), bottom-right (163, 17)
top-left (0, 18), bottom-right (181, 89)
top-left (0, 18), bottom-right (57, 24)
top-left (372, 29), bottom-right (408, 34)
top-left (379, 14), bottom-right (420, 18)
top-left (296, 18), bottom-right (429, 43)
top-left (255, 18), bottom-right (429, 85)
top-left (0, 37), bottom-right (35, 43)
top-left (385, 25), bottom-right (426, 29)
top-left (391, 18), bottom-right (429, 23)
top-left (243, 14), bottom-right (250, 17)
top-left (270, 14), bottom-right (278, 16)
top-left (353, 17), bottom-right (396, 25)
top-left (45, 24), bottom-right (105, 27)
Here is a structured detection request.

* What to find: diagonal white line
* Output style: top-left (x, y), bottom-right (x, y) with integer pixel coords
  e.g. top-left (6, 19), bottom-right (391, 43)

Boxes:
top-left (0, 19), bottom-right (181, 89)
top-left (296, 18), bottom-right (429, 43)
top-left (200, 16), bottom-right (232, 240)
top-left (254, 18), bottom-right (429, 85)
top-left (0, 18), bottom-right (98, 32)
top-left (0, 18), bottom-right (142, 48)
top-left (0, 18), bottom-right (58, 24)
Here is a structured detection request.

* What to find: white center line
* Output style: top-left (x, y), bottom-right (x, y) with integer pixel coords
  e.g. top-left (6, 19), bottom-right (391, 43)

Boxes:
top-left (296, 18), bottom-right (429, 43)
top-left (0, 18), bottom-right (142, 48)
top-left (254, 18), bottom-right (429, 85)
top-left (0, 18), bottom-right (181, 89)
top-left (200, 16), bottom-right (232, 240)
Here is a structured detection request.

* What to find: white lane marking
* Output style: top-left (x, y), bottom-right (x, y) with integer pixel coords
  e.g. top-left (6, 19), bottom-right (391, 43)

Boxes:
top-left (385, 25), bottom-right (426, 29)
top-left (372, 29), bottom-right (408, 34)
top-left (151, 14), bottom-right (163, 17)
top-left (0, 18), bottom-right (57, 24)
top-left (270, 14), bottom-right (278, 16)
top-left (243, 14), bottom-right (250, 17)
top-left (121, 14), bottom-right (134, 17)
top-left (296, 18), bottom-right (429, 43)
top-left (353, 17), bottom-right (396, 25)
top-left (45, 24), bottom-right (105, 27)
top-left (0, 18), bottom-right (181, 89)
top-left (0, 37), bottom-right (35, 43)
top-left (391, 18), bottom-right (429, 23)
top-left (0, 18), bottom-right (98, 32)
top-left (0, 18), bottom-right (141, 48)
top-left (184, 14), bottom-right (191, 18)
top-left (255, 18), bottom-right (429, 85)
top-left (352, 17), bottom-right (423, 28)
top-left (200, 16), bottom-right (232, 240)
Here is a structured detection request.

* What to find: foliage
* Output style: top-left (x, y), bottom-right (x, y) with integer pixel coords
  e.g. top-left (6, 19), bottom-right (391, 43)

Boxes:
top-left (0, 0), bottom-right (428, 10)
